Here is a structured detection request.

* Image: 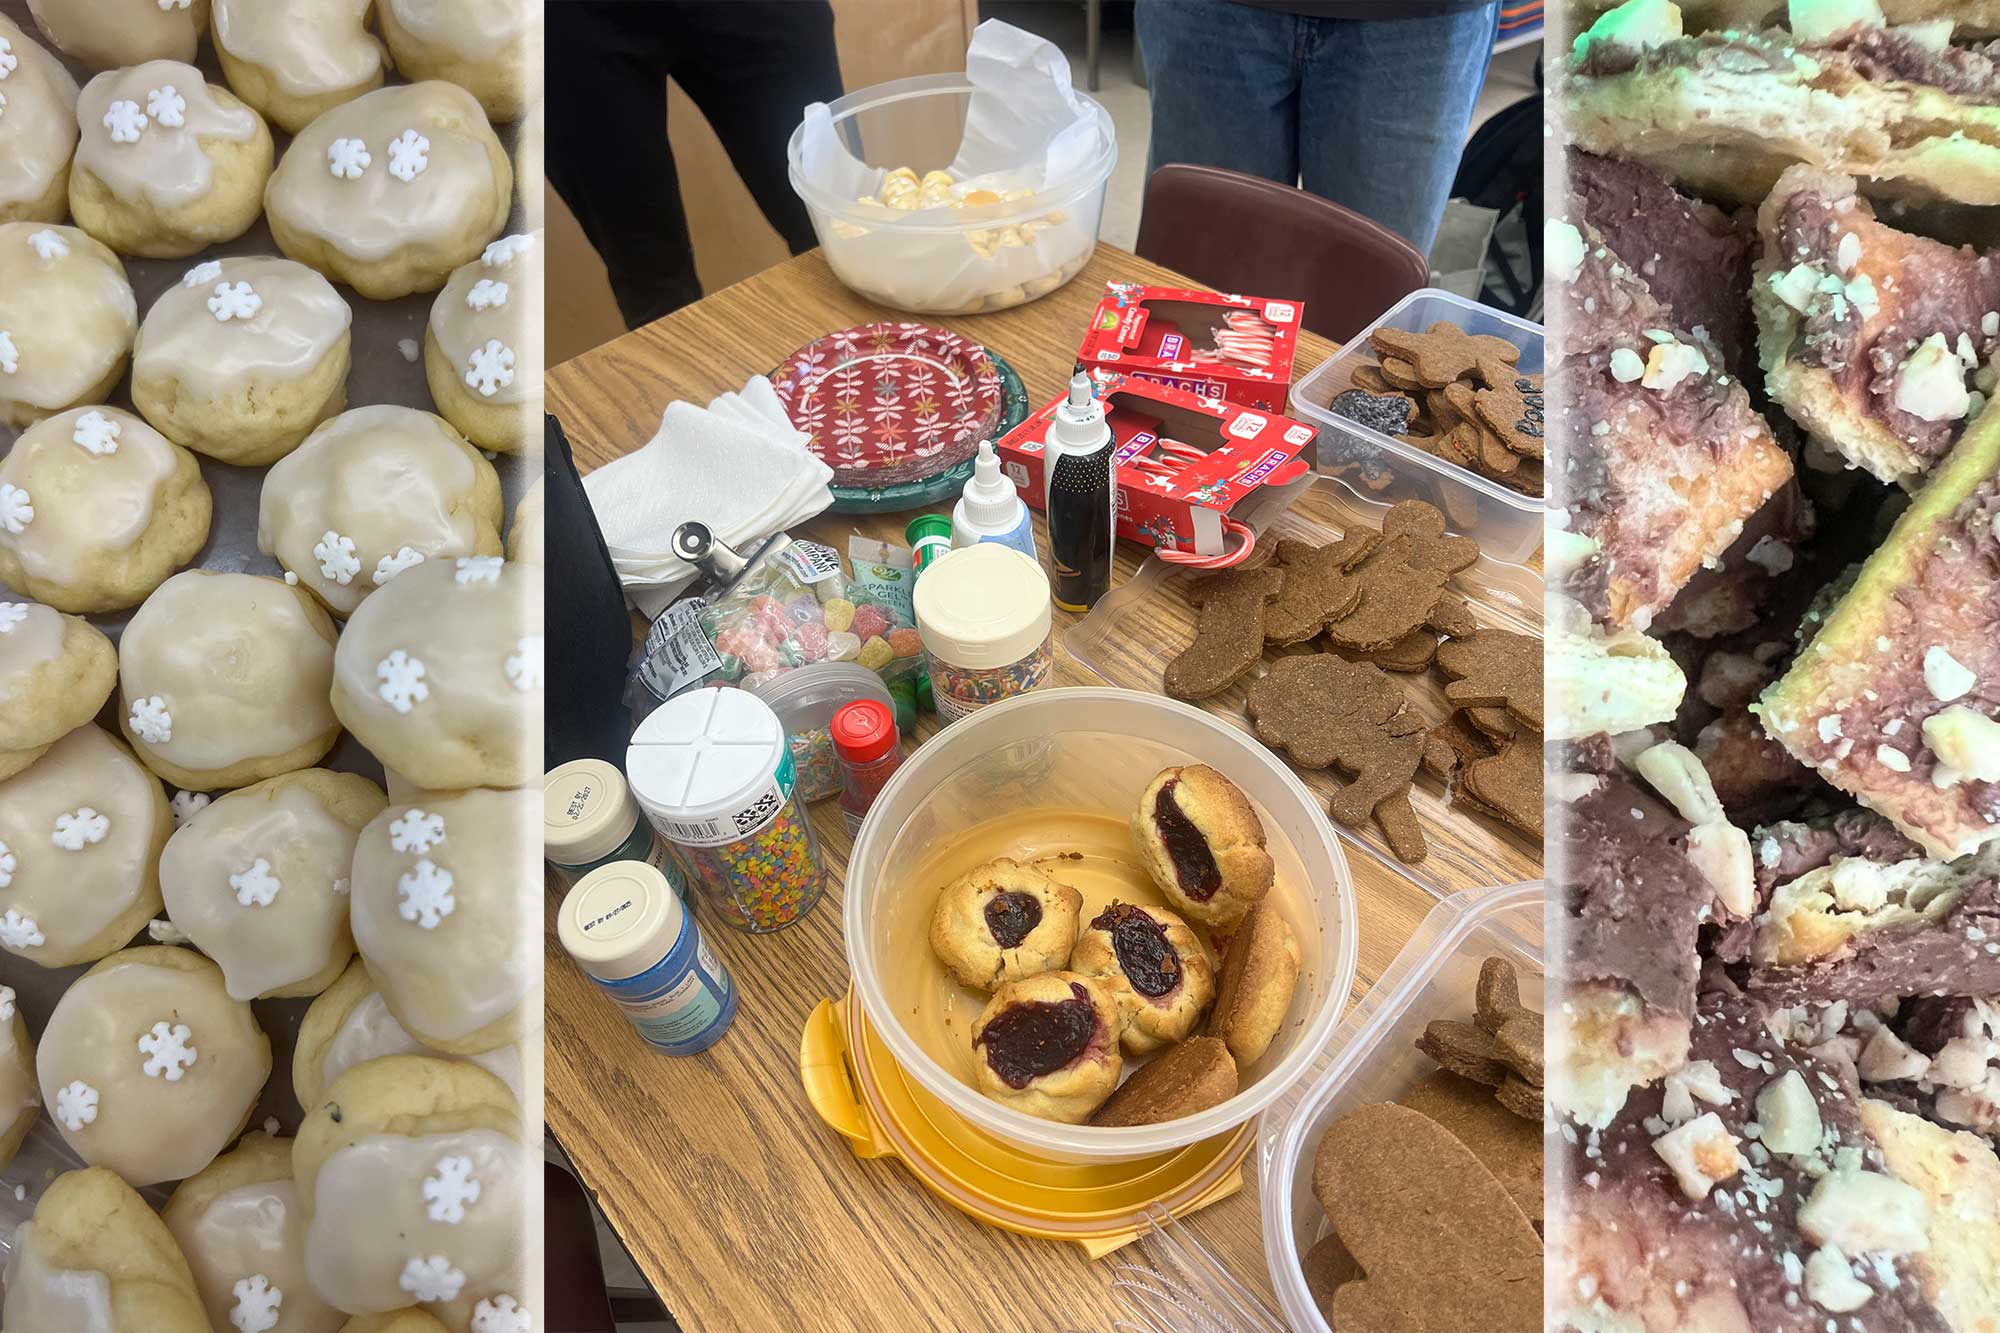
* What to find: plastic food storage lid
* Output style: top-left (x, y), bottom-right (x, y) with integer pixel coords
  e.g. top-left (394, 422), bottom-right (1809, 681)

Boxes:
top-left (913, 543), bottom-right (1051, 669)
top-left (557, 860), bottom-right (684, 982)
top-left (750, 661), bottom-right (894, 733)
top-left (542, 758), bottom-right (642, 866)
top-left (830, 698), bottom-right (898, 764)
top-left (627, 688), bottom-right (786, 825)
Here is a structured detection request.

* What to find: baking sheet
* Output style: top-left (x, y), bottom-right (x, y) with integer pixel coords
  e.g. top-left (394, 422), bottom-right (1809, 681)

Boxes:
top-left (0, 0), bottom-right (536, 1226)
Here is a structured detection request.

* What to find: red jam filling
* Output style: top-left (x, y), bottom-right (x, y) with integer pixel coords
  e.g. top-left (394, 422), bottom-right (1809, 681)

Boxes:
top-left (1092, 902), bottom-right (1182, 999)
top-left (983, 890), bottom-right (1043, 949)
top-left (975, 981), bottom-right (1099, 1089)
top-left (1154, 778), bottom-right (1222, 901)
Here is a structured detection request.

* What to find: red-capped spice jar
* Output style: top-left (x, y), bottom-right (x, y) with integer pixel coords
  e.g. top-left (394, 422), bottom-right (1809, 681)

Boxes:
top-left (831, 698), bottom-right (903, 835)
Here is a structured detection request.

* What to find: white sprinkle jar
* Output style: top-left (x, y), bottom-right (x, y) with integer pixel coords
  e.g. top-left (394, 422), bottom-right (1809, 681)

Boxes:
top-left (912, 543), bottom-right (1054, 722)
top-left (557, 860), bottom-right (738, 1056)
top-left (543, 758), bottom-right (680, 890)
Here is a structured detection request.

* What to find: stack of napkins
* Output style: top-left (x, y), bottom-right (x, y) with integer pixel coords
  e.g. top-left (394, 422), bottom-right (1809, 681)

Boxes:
top-left (582, 375), bottom-right (835, 617)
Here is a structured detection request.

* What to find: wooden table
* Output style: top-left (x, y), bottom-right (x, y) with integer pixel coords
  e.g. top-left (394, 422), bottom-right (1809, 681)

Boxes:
top-left (544, 244), bottom-right (1529, 1332)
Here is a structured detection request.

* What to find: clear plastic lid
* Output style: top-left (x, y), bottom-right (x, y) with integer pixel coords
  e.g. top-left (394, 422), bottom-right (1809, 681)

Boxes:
top-left (750, 661), bottom-right (895, 736)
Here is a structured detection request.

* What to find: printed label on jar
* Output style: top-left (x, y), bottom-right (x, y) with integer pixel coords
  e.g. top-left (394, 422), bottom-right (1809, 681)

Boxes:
top-left (606, 967), bottom-right (728, 1048)
top-left (638, 598), bottom-right (723, 700)
top-left (652, 751), bottom-right (798, 847)
top-left (776, 540), bottom-right (843, 585)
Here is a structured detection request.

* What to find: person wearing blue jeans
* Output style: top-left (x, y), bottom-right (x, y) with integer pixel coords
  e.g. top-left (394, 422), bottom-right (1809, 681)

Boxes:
top-left (1136, 0), bottom-right (1502, 256)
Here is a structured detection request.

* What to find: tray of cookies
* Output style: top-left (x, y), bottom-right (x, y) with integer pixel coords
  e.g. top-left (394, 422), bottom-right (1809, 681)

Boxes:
top-left (1066, 474), bottom-right (1543, 901)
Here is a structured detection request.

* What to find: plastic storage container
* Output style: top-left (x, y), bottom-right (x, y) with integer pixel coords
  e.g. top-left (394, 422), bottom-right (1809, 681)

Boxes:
top-left (558, 860), bottom-right (738, 1056)
top-left (844, 687), bottom-right (1359, 1163)
top-left (913, 543), bottom-right (1054, 722)
top-left (786, 74), bottom-right (1115, 315)
top-left (1259, 882), bottom-right (1543, 1332)
top-left (750, 662), bottom-right (897, 804)
top-left (1289, 289), bottom-right (1545, 565)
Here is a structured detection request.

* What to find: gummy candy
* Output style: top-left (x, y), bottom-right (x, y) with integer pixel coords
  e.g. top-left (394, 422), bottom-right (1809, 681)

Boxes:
top-left (850, 605), bottom-right (891, 643)
top-left (826, 631), bottom-right (862, 662)
top-left (857, 636), bottom-right (894, 670)
top-left (787, 595), bottom-right (822, 624)
top-left (792, 621), bottom-right (830, 662)
top-left (821, 598), bottom-right (856, 634)
top-left (886, 627), bottom-right (923, 658)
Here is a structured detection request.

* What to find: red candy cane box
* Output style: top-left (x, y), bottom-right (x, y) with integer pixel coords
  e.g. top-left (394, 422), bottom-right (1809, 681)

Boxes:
top-left (996, 370), bottom-right (1318, 563)
top-left (1076, 283), bottom-right (1305, 412)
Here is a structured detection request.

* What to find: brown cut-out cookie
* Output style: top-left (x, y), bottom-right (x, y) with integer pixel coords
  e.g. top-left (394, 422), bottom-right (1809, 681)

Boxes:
top-left (1495, 1075), bottom-right (1542, 1121)
top-left (1473, 374), bottom-right (1545, 460)
top-left (1263, 534), bottom-right (1377, 646)
top-left (1435, 630), bottom-right (1542, 731)
top-left (1367, 627), bottom-right (1439, 673)
top-left (1432, 423), bottom-right (1479, 470)
top-left (1163, 566), bottom-right (1284, 701)
top-left (1474, 955), bottom-right (1545, 1086)
top-left (1329, 389), bottom-right (1415, 438)
top-left (1471, 422), bottom-right (1522, 477)
top-left (1472, 355), bottom-right (1521, 390)
top-left (1380, 500), bottom-right (1479, 575)
top-left (1425, 711), bottom-right (1492, 780)
top-left (1378, 356), bottom-right (1426, 391)
top-left (1459, 732), bottom-right (1544, 841)
top-left (1244, 654), bottom-right (1429, 863)
top-left (1467, 706), bottom-right (1514, 740)
top-left (1349, 363), bottom-right (1394, 394)
top-left (1425, 388), bottom-right (1464, 434)
top-left (1398, 1069), bottom-right (1543, 1227)
top-left (1427, 595), bottom-right (1478, 638)
top-left (1416, 1019), bottom-right (1507, 1086)
top-left (1302, 1235), bottom-right (1361, 1317)
top-left (1369, 321), bottom-right (1521, 387)
top-left (1090, 1036), bottom-right (1238, 1126)
top-left (1312, 1103), bottom-right (1542, 1331)
top-left (1322, 540), bottom-right (1448, 655)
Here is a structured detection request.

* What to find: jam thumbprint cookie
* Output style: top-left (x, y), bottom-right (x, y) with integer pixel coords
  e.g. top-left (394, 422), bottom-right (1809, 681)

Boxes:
top-left (929, 856), bottom-right (1083, 992)
top-left (1133, 765), bottom-right (1275, 932)
top-left (1070, 901), bottom-right (1215, 1054)
top-left (970, 972), bottom-right (1122, 1124)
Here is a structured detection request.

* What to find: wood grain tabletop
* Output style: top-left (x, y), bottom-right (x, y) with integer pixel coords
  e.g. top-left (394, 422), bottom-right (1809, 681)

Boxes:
top-left (543, 244), bottom-right (1538, 1332)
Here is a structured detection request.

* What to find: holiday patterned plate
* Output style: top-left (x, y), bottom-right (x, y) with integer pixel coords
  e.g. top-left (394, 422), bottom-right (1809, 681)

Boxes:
top-left (771, 322), bottom-right (1004, 487)
top-left (825, 348), bottom-right (1031, 514)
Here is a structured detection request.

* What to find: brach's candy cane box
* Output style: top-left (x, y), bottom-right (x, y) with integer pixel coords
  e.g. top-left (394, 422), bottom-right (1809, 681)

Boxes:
top-left (996, 370), bottom-right (1318, 558)
top-left (1077, 283), bottom-right (1304, 412)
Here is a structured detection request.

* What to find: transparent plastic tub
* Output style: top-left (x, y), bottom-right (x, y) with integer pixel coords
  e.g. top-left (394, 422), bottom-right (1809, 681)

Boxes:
top-left (786, 74), bottom-right (1116, 315)
top-left (844, 687), bottom-right (1359, 1164)
top-left (1289, 289), bottom-right (1546, 565)
top-left (1259, 882), bottom-right (1543, 1332)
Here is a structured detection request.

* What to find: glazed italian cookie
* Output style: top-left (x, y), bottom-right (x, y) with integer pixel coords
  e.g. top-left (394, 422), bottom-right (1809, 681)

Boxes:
top-left (377, 0), bottom-right (543, 124)
top-left (258, 405), bottom-right (504, 618)
top-left (507, 477), bottom-right (542, 565)
top-left (348, 788), bottom-right (539, 1055)
top-left (970, 971), bottom-right (1124, 1124)
top-left (424, 233), bottom-right (540, 453)
top-left (118, 570), bottom-right (341, 790)
top-left (212, 0), bottom-right (385, 134)
top-left (294, 1056), bottom-right (534, 1325)
top-left (0, 984), bottom-right (38, 1169)
top-left (159, 769), bottom-right (387, 1001)
top-left (265, 82), bottom-right (513, 300)
top-left (36, 947), bottom-right (272, 1187)
top-left (24, 0), bottom-right (209, 69)
top-left (0, 17), bottom-right (81, 224)
top-left (1131, 765), bottom-right (1276, 934)
top-left (72, 61), bottom-right (273, 258)
top-left (0, 1167), bottom-right (208, 1333)
top-left (133, 254), bottom-right (353, 466)
top-left (330, 557), bottom-right (540, 790)
top-left (0, 406), bottom-right (210, 613)
top-left (163, 1133), bottom-right (347, 1333)
top-left (0, 600), bottom-right (117, 764)
top-left (1069, 901), bottom-right (1217, 1055)
top-left (0, 222), bottom-right (137, 428)
top-left (929, 856), bottom-right (1083, 992)
top-left (0, 724), bottom-right (172, 968)
top-left (293, 959), bottom-right (528, 1109)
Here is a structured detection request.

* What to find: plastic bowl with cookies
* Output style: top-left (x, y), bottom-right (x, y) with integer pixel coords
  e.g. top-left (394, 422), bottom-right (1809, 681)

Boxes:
top-left (838, 687), bottom-right (1358, 1165)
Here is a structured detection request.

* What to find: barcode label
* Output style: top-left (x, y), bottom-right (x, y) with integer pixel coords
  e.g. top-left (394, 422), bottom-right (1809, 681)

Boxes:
top-left (777, 540), bottom-right (843, 584)
top-left (658, 778), bottom-right (786, 847)
top-left (638, 599), bottom-right (722, 698)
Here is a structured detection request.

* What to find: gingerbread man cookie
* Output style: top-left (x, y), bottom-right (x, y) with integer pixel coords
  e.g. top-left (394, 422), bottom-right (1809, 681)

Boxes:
top-left (258, 405), bottom-right (504, 618)
top-left (1162, 565), bottom-right (1284, 700)
top-left (0, 17), bottom-right (81, 224)
top-left (133, 254), bottom-right (353, 466)
top-left (292, 958), bottom-right (528, 1110)
top-left (265, 81), bottom-right (513, 300)
top-left (1263, 531), bottom-right (1378, 646)
top-left (0, 222), bottom-right (138, 428)
top-left (212, 0), bottom-right (385, 134)
top-left (0, 600), bottom-right (117, 778)
top-left (24, 0), bottom-right (209, 70)
top-left (377, 0), bottom-right (543, 124)
top-left (0, 724), bottom-right (172, 968)
top-left (425, 232), bottom-right (540, 453)
top-left (1, 1167), bottom-right (209, 1333)
top-left (72, 61), bottom-right (273, 258)
top-left (37, 946), bottom-right (272, 1187)
top-left (160, 769), bottom-right (387, 1001)
top-left (0, 983), bottom-right (37, 1169)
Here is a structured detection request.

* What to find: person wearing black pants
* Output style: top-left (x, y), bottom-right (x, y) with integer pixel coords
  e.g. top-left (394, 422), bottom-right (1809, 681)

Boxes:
top-left (545, 1), bottom-right (845, 329)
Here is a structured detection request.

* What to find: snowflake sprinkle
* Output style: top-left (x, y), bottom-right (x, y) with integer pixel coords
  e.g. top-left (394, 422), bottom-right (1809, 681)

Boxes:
top-left (464, 340), bottom-right (515, 397)
top-left (454, 556), bottom-right (503, 585)
top-left (229, 1275), bottom-right (281, 1333)
top-left (147, 917), bottom-right (191, 944)
top-left (0, 332), bottom-right (17, 376)
top-left (332, 877), bottom-right (349, 896)
top-left (505, 636), bottom-right (543, 692)
top-left (373, 546), bottom-right (425, 585)
top-left (129, 695), bottom-right (172, 745)
top-left (72, 410), bottom-right (121, 455)
top-left (387, 129), bottom-right (430, 181)
top-left (0, 838), bottom-right (14, 888)
top-left (230, 858), bottom-right (281, 907)
top-left (170, 790), bottom-right (209, 825)
top-left (396, 859), bottom-right (455, 929)
top-left (146, 85), bottom-right (186, 128)
top-left (398, 1255), bottom-right (466, 1303)
top-left (138, 1020), bottom-right (197, 1080)
top-left (377, 650), bottom-right (430, 713)
top-left (0, 910), bottom-right (42, 949)
top-left (27, 229), bottom-right (67, 261)
top-left (0, 986), bottom-right (13, 1023)
top-left (159, 0), bottom-right (192, 9)
top-left (0, 602), bottom-right (20, 631)
top-left (313, 531), bottom-right (360, 585)
top-left (182, 259), bottom-right (222, 287)
top-left (471, 1296), bottom-right (532, 1333)
top-left (52, 807), bottom-right (110, 851)
top-left (482, 234), bottom-right (533, 267)
top-left (102, 99), bottom-right (147, 142)
top-left (326, 137), bottom-right (371, 179)
top-left (422, 1154), bottom-right (481, 1223)
top-left (0, 483), bottom-right (31, 533)
top-left (0, 37), bottom-right (15, 79)
top-left (53, 1080), bottom-right (96, 1131)
top-left (208, 281), bottom-right (262, 322)
top-left (389, 809), bottom-right (445, 854)
top-left (466, 279), bottom-right (509, 312)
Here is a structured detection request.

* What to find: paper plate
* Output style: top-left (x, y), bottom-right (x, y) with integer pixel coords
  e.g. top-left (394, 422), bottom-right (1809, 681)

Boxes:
top-left (824, 348), bottom-right (1031, 514)
top-left (772, 322), bottom-right (1004, 488)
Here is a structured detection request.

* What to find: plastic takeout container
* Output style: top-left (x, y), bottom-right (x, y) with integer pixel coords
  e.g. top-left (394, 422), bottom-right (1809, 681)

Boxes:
top-left (787, 74), bottom-right (1115, 315)
top-left (843, 687), bottom-right (1359, 1164)
top-left (1290, 289), bottom-right (1545, 565)
top-left (751, 662), bottom-right (896, 803)
top-left (1259, 882), bottom-right (1543, 1332)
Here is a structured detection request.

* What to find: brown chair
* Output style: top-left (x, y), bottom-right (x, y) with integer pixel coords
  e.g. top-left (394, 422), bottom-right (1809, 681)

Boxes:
top-left (1133, 164), bottom-right (1432, 345)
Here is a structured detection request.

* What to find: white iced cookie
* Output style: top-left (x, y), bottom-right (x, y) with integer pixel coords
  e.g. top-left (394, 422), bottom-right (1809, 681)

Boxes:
top-left (24, 0), bottom-right (209, 69)
top-left (0, 17), bottom-right (81, 224)
top-left (330, 557), bottom-right (540, 790)
top-left (266, 82), bottom-right (512, 300)
top-left (118, 570), bottom-right (340, 790)
top-left (0, 406), bottom-right (210, 614)
top-left (377, 0), bottom-right (542, 124)
top-left (516, 99), bottom-right (541, 226)
top-left (295, 1057), bottom-right (533, 1327)
top-left (159, 769), bottom-right (387, 1001)
top-left (507, 477), bottom-right (542, 565)
top-left (424, 232), bottom-right (540, 454)
top-left (0, 1166), bottom-right (209, 1333)
top-left (0, 222), bottom-right (138, 428)
top-left (0, 601), bottom-right (117, 770)
top-left (212, 0), bottom-right (385, 135)
top-left (258, 405), bottom-right (503, 619)
top-left (0, 724), bottom-right (171, 968)
top-left (72, 61), bottom-right (273, 259)
top-left (348, 788), bottom-right (539, 1054)
top-left (293, 960), bottom-right (529, 1111)
top-left (133, 255), bottom-right (353, 466)
top-left (163, 1133), bottom-right (347, 1333)
top-left (36, 946), bottom-right (272, 1187)
top-left (0, 983), bottom-right (38, 1168)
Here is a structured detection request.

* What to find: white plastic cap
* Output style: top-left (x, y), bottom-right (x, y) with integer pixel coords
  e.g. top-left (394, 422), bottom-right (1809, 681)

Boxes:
top-left (958, 440), bottom-right (1020, 530)
top-left (627, 688), bottom-right (785, 826)
top-left (559, 860), bottom-right (684, 981)
top-left (1047, 371), bottom-right (1107, 453)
